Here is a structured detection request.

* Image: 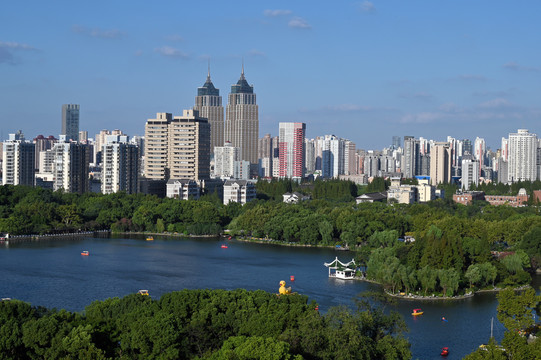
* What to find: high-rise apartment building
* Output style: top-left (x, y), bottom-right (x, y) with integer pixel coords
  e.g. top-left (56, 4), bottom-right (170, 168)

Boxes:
top-left (461, 159), bottom-right (479, 190)
top-left (508, 129), bottom-right (538, 182)
top-left (101, 135), bottom-right (139, 194)
top-left (403, 136), bottom-right (420, 178)
top-left (61, 104), bottom-right (80, 142)
top-left (317, 135), bottom-right (345, 178)
top-left (194, 68), bottom-right (224, 155)
top-left (225, 67), bottom-right (258, 169)
top-left (169, 110), bottom-right (210, 181)
top-left (33, 135), bottom-right (57, 171)
top-left (214, 141), bottom-right (239, 178)
top-left (430, 142), bottom-right (451, 185)
top-left (392, 136), bottom-right (401, 149)
top-left (144, 111), bottom-right (210, 182)
top-left (258, 134), bottom-right (273, 178)
top-left (305, 139), bottom-right (316, 174)
top-left (2, 131), bottom-right (35, 186)
top-left (52, 135), bottom-right (90, 193)
top-left (144, 113), bottom-right (171, 180)
top-left (474, 137), bottom-right (486, 178)
top-left (344, 140), bottom-right (357, 175)
top-left (278, 122), bottom-right (306, 180)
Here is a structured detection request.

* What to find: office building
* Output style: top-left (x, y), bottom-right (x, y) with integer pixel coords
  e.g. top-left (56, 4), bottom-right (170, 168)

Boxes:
top-left (194, 67), bottom-right (224, 155)
top-left (225, 66), bottom-right (258, 169)
top-left (278, 122), bottom-right (306, 180)
top-left (101, 135), bottom-right (139, 194)
top-left (61, 104), bottom-right (80, 142)
top-left (2, 131), bottom-right (35, 186)
top-left (507, 129), bottom-right (538, 183)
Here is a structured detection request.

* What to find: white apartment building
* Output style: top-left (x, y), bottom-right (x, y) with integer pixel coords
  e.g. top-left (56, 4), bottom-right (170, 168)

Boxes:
top-left (223, 179), bottom-right (256, 205)
top-left (166, 179), bottom-right (200, 200)
top-left (461, 159), bottom-right (480, 190)
top-left (2, 132), bottom-right (35, 186)
top-left (52, 136), bottom-right (90, 194)
top-left (214, 142), bottom-right (239, 178)
top-left (507, 129), bottom-right (538, 182)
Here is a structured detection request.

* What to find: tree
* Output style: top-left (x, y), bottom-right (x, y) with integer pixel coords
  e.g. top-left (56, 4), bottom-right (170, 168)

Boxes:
top-left (417, 265), bottom-right (437, 296)
top-left (465, 264), bottom-right (482, 288)
top-left (203, 336), bottom-right (303, 360)
top-left (497, 288), bottom-right (539, 332)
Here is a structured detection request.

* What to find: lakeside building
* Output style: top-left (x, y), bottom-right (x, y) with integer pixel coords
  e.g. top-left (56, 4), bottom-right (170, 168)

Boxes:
top-left (101, 135), bottom-right (139, 194)
top-left (2, 131), bottom-right (35, 187)
top-left (223, 179), bottom-right (256, 205)
top-left (453, 189), bottom-right (529, 207)
top-left (61, 104), bottom-right (80, 142)
top-left (225, 66), bottom-right (258, 175)
top-left (166, 179), bottom-right (200, 200)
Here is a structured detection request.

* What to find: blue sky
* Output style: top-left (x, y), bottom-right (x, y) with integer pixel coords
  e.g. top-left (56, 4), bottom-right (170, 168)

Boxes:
top-left (1, 0), bottom-right (540, 149)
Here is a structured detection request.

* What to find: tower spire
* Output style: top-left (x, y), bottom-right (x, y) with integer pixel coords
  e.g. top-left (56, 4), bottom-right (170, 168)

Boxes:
top-left (241, 58), bottom-right (245, 80)
top-left (207, 58), bottom-right (211, 80)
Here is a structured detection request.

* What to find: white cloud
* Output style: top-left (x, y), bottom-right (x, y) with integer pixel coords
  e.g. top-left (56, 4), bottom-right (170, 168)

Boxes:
top-left (264, 9), bottom-right (292, 17)
top-left (360, 1), bottom-right (376, 13)
top-left (503, 62), bottom-right (540, 72)
top-left (0, 41), bottom-right (38, 64)
top-left (72, 25), bottom-right (123, 39)
top-left (154, 46), bottom-right (189, 59)
top-left (288, 17), bottom-right (311, 29)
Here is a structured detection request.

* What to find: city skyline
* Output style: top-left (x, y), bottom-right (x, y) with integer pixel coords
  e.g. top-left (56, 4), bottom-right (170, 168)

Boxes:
top-left (2, 1), bottom-right (541, 149)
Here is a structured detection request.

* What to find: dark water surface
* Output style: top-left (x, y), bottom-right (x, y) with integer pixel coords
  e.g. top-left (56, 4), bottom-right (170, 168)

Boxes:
top-left (1, 235), bottom-right (537, 359)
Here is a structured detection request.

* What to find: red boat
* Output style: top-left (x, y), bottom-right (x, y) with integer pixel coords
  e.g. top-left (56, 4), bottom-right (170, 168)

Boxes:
top-left (440, 347), bottom-right (449, 357)
top-left (221, 244), bottom-right (228, 249)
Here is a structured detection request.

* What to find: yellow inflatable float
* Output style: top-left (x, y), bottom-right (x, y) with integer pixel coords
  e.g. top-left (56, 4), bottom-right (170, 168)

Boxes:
top-left (278, 280), bottom-right (292, 295)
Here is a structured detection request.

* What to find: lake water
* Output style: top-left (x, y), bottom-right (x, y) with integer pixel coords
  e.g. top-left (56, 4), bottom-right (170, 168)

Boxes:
top-left (1, 235), bottom-right (538, 359)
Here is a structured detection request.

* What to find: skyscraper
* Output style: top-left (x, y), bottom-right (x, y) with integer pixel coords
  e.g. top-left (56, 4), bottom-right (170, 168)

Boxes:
top-left (61, 104), bottom-right (80, 142)
top-left (278, 122), bottom-right (306, 180)
top-left (214, 141), bottom-right (239, 178)
top-left (225, 66), bottom-right (258, 170)
top-left (508, 129), bottom-right (538, 182)
top-left (194, 66), bottom-right (224, 155)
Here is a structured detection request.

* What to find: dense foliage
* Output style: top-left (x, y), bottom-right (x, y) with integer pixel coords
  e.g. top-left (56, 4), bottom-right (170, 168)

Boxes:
top-left (0, 289), bottom-right (411, 359)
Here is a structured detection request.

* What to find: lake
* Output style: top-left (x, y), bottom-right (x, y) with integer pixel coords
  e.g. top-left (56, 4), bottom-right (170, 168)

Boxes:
top-left (1, 235), bottom-right (537, 359)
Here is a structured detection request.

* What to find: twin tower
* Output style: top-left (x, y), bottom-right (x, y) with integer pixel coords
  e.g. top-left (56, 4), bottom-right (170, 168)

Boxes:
top-left (194, 66), bottom-right (259, 165)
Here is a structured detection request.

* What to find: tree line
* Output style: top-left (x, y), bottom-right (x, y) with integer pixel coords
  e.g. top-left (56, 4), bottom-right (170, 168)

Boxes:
top-left (0, 289), bottom-right (411, 359)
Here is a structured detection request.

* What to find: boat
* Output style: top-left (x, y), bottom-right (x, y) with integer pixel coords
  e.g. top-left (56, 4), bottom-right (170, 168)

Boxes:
top-left (138, 290), bottom-right (149, 296)
top-left (324, 257), bottom-right (356, 280)
top-left (440, 347), bottom-right (449, 356)
top-left (81, 250), bottom-right (89, 256)
top-left (221, 244), bottom-right (228, 249)
top-left (146, 236), bottom-right (154, 241)
top-left (412, 308), bottom-right (424, 316)
top-left (479, 317), bottom-right (506, 352)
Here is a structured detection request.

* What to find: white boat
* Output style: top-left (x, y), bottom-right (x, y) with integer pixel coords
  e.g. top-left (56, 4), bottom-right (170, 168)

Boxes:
top-left (324, 257), bottom-right (356, 280)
